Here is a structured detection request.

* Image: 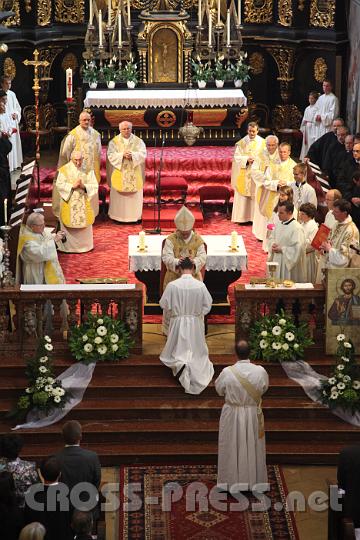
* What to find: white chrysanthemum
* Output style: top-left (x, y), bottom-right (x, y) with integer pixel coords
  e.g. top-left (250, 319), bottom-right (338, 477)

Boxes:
top-left (285, 332), bottom-right (294, 341)
top-left (97, 318), bottom-right (104, 325)
top-left (112, 344), bottom-right (119, 352)
top-left (45, 385), bottom-right (52, 392)
top-left (337, 364), bottom-right (345, 371)
top-left (54, 396), bottom-right (61, 403)
top-left (45, 343), bottom-right (53, 351)
top-left (282, 343), bottom-right (289, 351)
top-left (39, 356), bottom-right (48, 363)
top-left (328, 377), bottom-right (336, 385)
top-left (343, 375), bottom-right (351, 383)
top-left (110, 334), bottom-right (119, 343)
top-left (97, 326), bottom-right (107, 336)
top-left (84, 343), bottom-right (93, 353)
top-left (82, 334), bottom-right (88, 342)
top-left (337, 334), bottom-right (346, 341)
top-left (58, 388), bottom-right (65, 396)
top-left (344, 342), bottom-right (352, 348)
top-left (293, 344), bottom-right (299, 349)
top-left (330, 391), bottom-right (339, 399)
top-left (272, 326), bottom-right (282, 335)
top-left (44, 336), bottom-right (52, 343)
top-left (352, 380), bottom-right (360, 390)
top-left (47, 377), bottom-right (55, 384)
top-left (39, 366), bottom-right (47, 373)
top-left (94, 336), bottom-right (102, 344)
top-left (337, 382), bottom-right (346, 390)
top-left (259, 339), bottom-right (267, 349)
top-left (279, 319), bottom-right (286, 326)
top-left (98, 345), bottom-right (107, 355)
top-left (260, 331), bottom-right (267, 337)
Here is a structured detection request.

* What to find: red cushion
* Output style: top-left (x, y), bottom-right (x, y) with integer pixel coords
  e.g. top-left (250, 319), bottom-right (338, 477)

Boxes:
top-left (199, 185), bottom-right (230, 201)
top-left (160, 177), bottom-right (188, 191)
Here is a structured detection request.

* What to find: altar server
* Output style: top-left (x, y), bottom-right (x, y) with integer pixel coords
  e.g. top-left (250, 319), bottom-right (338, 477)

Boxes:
top-left (299, 91), bottom-right (319, 161)
top-left (231, 122), bottom-right (266, 223)
top-left (216, 340), bottom-right (269, 491)
top-left (299, 203), bottom-right (319, 283)
top-left (268, 200), bottom-right (307, 282)
top-left (290, 162), bottom-right (318, 213)
top-left (107, 121), bottom-right (146, 223)
top-left (314, 80), bottom-right (339, 140)
top-left (160, 257), bottom-right (214, 395)
top-left (1, 76), bottom-right (23, 171)
top-left (56, 151), bottom-right (98, 253)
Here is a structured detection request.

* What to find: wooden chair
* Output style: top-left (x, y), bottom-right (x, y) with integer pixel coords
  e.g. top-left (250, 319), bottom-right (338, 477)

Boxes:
top-left (199, 185), bottom-right (231, 219)
top-left (51, 102), bottom-right (69, 146)
top-left (271, 104), bottom-right (303, 154)
top-left (248, 102), bottom-right (272, 136)
top-left (22, 103), bottom-right (56, 151)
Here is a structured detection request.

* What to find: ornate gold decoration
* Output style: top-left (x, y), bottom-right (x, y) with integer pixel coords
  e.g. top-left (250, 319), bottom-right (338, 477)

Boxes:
top-left (310, 0), bottom-right (335, 28)
top-left (61, 53), bottom-right (78, 73)
top-left (278, 0), bottom-right (293, 26)
top-left (104, 110), bottom-right (149, 128)
top-left (0, 0), bottom-right (20, 26)
top-left (156, 111), bottom-right (176, 128)
top-left (314, 57), bottom-right (327, 83)
top-left (25, 0), bottom-right (32, 12)
top-left (179, 123), bottom-right (204, 146)
top-left (271, 104), bottom-right (302, 130)
top-left (37, 0), bottom-right (52, 26)
top-left (153, 28), bottom-right (178, 83)
top-left (249, 52), bottom-right (265, 76)
top-left (55, 0), bottom-right (85, 24)
top-left (244, 0), bottom-right (273, 24)
top-left (266, 46), bottom-right (295, 103)
top-left (3, 57), bottom-right (16, 79)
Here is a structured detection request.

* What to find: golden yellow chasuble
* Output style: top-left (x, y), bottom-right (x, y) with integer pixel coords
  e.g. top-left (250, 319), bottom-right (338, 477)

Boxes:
top-left (58, 164), bottom-right (95, 229)
top-left (235, 138), bottom-right (265, 197)
top-left (163, 231), bottom-right (204, 290)
top-left (110, 135), bottom-right (143, 193)
top-left (70, 127), bottom-right (101, 183)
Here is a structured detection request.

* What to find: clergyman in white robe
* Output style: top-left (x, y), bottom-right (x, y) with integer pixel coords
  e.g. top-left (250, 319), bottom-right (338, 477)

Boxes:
top-left (216, 343), bottom-right (269, 491)
top-left (314, 82), bottom-right (339, 140)
top-left (299, 93), bottom-right (318, 160)
top-left (301, 217), bottom-right (319, 283)
top-left (159, 272), bottom-right (214, 395)
top-left (5, 86), bottom-right (23, 170)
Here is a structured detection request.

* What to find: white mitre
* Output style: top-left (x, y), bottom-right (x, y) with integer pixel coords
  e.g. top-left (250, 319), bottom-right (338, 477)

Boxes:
top-left (174, 206), bottom-right (195, 231)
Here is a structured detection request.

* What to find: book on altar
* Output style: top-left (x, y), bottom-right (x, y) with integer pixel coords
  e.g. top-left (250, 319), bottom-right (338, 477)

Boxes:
top-left (311, 223), bottom-right (330, 250)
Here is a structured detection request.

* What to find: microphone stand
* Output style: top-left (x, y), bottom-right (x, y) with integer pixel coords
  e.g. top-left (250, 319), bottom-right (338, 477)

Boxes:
top-left (146, 135), bottom-right (165, 234)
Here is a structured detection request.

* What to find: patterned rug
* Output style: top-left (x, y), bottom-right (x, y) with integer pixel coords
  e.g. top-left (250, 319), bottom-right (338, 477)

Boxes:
top-left (119, 464), bottom-right (299, 540)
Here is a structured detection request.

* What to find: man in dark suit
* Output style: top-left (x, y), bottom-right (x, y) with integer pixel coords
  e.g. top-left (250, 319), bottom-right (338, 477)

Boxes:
top-left (322, 126), bottom-right (349, 187)
top-left (337, 143), bottom-right (360, 198)
top-left (0, 89), bottom-right (12, 226)
top-left (56, 420), bottom-right (101, 518)
top-left (306, 117), bottom-right (344, 169)
top-left (337, 444), bottom-right (360, 529)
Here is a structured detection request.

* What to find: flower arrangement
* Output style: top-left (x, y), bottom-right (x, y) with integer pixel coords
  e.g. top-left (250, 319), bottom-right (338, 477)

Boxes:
top-left (249, 310), bottom-right (314, 362)
top-left (82, 60), bottom-right (99, 84)
top-left (229, 54), bottom-right (251, 82)
top-left (101, 61), bottom-right (119, 84)
top-left (320, 334), bottom-right (360, 413)
top-left (14, 337), bottom-right (69, 419)
top-left (213, 58), bottom-right (228, 81)
top-left (68, 313), bottom-right (133, 364)
top-left (191, 58), bottom-right (212, 82)
top-left (120, 59), bottom-right (139, 84)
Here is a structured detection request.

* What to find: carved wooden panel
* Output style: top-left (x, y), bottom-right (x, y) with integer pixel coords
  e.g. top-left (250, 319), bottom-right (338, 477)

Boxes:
top-left (244, 0), bottom-right (273, 24)
top-left (310, 0), bottom-right (335, 28)
top-left (55, 0), bottom-right (85, 24)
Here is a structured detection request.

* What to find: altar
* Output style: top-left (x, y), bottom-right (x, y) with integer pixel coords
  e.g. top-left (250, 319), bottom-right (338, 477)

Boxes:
top-left (128, 234), bottom-right (247, 313)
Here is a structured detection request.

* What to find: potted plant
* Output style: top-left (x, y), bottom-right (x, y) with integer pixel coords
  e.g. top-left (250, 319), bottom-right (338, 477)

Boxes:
top-left (213, 58), bottom-right (227, 88)
top-left (101, 61), bottom-right (118, 89)
top-left (230, 55), bottom-right (251, 87)
top-left (82, 61), bottom-right (99, 89)
top-left (120, 59), bottom-right (139, 89)
top-left (191, 58), bottom-right (212, 89)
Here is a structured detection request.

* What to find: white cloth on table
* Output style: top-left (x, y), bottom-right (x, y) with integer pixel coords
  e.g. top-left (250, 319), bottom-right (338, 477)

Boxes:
top-left (301, 218), bottom-right (319, 283)
top-left (314, 92), bottom-right (339, 139)
top-left (159, 274), bottom-right (213, 395)
top-left (216, 360), bottom-right (269, 490)
top-left (300, 103), bottom-right (318, 160)
top-left (5, 89), bottom-right (23, 170)
top-left (267, 218), bottom-right (307, 282)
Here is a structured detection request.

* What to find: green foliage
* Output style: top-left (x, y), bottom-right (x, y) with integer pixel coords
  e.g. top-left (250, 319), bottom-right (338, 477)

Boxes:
top-left (213, 59), bottom-right (227, 81)
top-left (191, 59), bottom-right (212, 82)
top-left (82, 61), bottom-right (99, 83)
top-left (101, 62), bottom-right (119, 83)
top-left (321, 335), bottom-right (360, 413)
top-left (120, 60), bottom-right (139, 84)
top-left (68, 312), bottom-right (133, 365)
top-left (229, 57), bottom-right (251, 82)
top-left (249, 310), bottom-right (314, 362)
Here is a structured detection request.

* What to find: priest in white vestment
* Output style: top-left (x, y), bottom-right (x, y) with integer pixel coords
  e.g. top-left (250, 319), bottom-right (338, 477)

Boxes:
top-left (268, 200), bottom-right (307, 282)
top-left (107, 121), bottom-right (146, 223)
top-left (231, 122), bottom-right (265, 223)
top-left (1, 76), bottom-right (23, 171)
top-left (290, 162), bottom-right (318, 213)
top-left (56, 151), bottom-right (99, 253)
top-left (216, 340), bottom-right (269, 491)
top-left (314, 80), bottom-right (339, 140)
top-left (299, 91), bottom-right (319, 160)
top-left (299, 203), bottom-right (319, 283)
top-left (159, 257), bottom-right (214, 395)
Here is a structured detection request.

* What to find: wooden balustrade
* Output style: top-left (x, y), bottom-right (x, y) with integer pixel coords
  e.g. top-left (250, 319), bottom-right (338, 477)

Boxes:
top-left (235, 284), bottom-right (326, 349)
top-left (0, 284), bottom-right (143, 357)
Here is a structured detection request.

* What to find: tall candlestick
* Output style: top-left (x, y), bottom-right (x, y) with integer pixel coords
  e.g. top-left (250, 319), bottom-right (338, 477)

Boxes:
top-left (3, 198), bottom-right (7, 225)
top-left (226, 9), bottom-right (230, 46)
top-left (99, 9), bottom-right (103, 46)
top-left (118, 13), bottom-right (122, 46)
top-left (108, 0), bottom-right (112, 25)
top-left (89, 0), bottom-right (93, 25)
top-left (217, 0), bottom-right (220, 24)
top-left (66, 68), bottom-right (73, 100)
top-left (208, 14), bottom-right (212, 46)
top-left (237, 0), bottom-right (241, 25)
top-left (127, 0), bottom-right (131, 26)
top-left (198, 0), bottom-right (202, 26)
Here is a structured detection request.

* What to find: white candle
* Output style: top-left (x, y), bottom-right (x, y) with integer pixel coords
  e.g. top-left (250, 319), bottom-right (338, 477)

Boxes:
top-left (226, 9), bottom-right (230, 46)
top-left (66, 68), bottom-right (73, 99)
top-left (4, 198), bottom-right (7, 225)
top-left (89, 0), bottom-right (93, 25)
top-left (127, 0), bottom-right (131, 26)
top-left (139, 231), bottom-right (145, 250)
top-left (208, 14), bottom-right (212, 46)
top-left (108, 0), bottom-right (112, 25)
top-left (217, 0), bottom-right (220, 24)
top-left (99, 10), bottom-right (103, 46)
top-left (118, 13), bottom-right (122, 46)
top-left (198, 0), bottom-right (202, 26)
top-left (238, 0), bottom-right (241, 25)
top-left (231, 230), bottom-right (238, 250)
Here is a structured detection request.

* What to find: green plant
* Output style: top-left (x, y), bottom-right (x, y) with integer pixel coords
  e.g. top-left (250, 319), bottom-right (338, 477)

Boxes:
top-left (229, 56), bottom-right (251, 82)
top-left (249, 310), bottom-right (313, 362)
top-left (82, 61), bottom-right (99, 84)
top-left (213, 59), bottom-right (227, 81)
top-left (120, 60), bottom-right (139, 84)
top-left (191, 58), bottom-right (212, 82)
top-left (101, 62), bottom-right (119, 83)
top-left (321, 335), bottom-right (360, 413)
top-left (68, 312), bottom-right (133, 364)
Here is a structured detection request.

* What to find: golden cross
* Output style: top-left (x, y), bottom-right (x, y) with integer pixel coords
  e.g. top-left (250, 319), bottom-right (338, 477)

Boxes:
top-left (23, 49), bottom-right (49, 93)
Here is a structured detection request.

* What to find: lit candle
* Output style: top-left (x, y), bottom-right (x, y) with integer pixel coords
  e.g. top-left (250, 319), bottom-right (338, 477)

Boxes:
top-left (238, 0), bottom-right (241, 25)
top-left (198, 0), bottom-right (202, 26)
top-left (226, 9), bottom-right (230, 46)
top-left (99, 9), bottom-right (103, 46)
top-left (118, 13), bottom-right (122, 46)
top-left (127, 0), bottom-right (131, 26)
top-left (108, 0), bottom-right (112, 26)
top-left (231, 230), bottom-right (238, 250)
top-left (4, 198), bottom-right (7, 225)
top-left (217, 0), bottom-right (220, 24)
top-left (66, 68), bottom-right (73, 100)
top-left (139, 231), bottom-right (145, 250)
top-left (208, 14), bottom-right (212, 46)
top-left (89, 0), bottom-right (93, 25)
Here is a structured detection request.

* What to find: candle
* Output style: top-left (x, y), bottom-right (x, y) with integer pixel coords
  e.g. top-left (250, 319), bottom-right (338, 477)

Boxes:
top-left (237, 0), bottom-right (241, 25)
top-left (66, 68), bottom-right (73, 100)
top-left (89, 0), bottom-right (93, 25)
top-left (139, 231), bottom-right (145, 250)
top-left (208, 14), bottom-right (212, 46)
top-left (217, 0), bottom-right (220, 24)
top-left (127, 0), bottom-right (131, 26)
top-left (231, 230), bottom-right (238, 250)
top-left (99, 9), bottom-right (103, 46)
top-left (198, 0), bottom-right (202, 26)
top-left (118, 13), bottom-right (122, 46)
top-left (108, 0), bottom-right (112, 26)
top-left (4, 198), bottom-right (7, 225)
top-left (226, 10), bottom-right (230, 46)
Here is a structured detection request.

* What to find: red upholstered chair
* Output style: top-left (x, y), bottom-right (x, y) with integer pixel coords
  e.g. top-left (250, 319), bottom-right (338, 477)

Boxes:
top-left (199, 185), bottom-right (231, 219)
top-left (159, 176), bottom-right (188, 204)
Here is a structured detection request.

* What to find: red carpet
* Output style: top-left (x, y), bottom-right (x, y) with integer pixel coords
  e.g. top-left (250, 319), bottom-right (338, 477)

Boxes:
top-left (119, 464), bottom-right (299, 540)
top-left (58, 215), bottom-right (267, 324)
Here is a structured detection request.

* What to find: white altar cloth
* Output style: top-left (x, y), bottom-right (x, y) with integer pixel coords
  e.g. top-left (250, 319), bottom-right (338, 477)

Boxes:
top-left (84, 89), bottom-right (247, 109)
top-left (128, 235), bottom-right (248, 272)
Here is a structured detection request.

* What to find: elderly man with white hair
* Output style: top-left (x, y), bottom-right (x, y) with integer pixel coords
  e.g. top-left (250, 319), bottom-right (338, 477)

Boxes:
top-left (56, 150), bottom-right (99, 253)
top-left (107, 121), bottom-right (146, 223)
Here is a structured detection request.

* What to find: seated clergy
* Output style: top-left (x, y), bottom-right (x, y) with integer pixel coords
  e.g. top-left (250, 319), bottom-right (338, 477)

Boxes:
top-left (107, 121), bottom-right (146, 223)
top-left (159, 257), bottom-right (214, 395)
top-left (267, 200), bottom-right (307, 282)
top-left (56, 151), bottom-right (99, 253)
